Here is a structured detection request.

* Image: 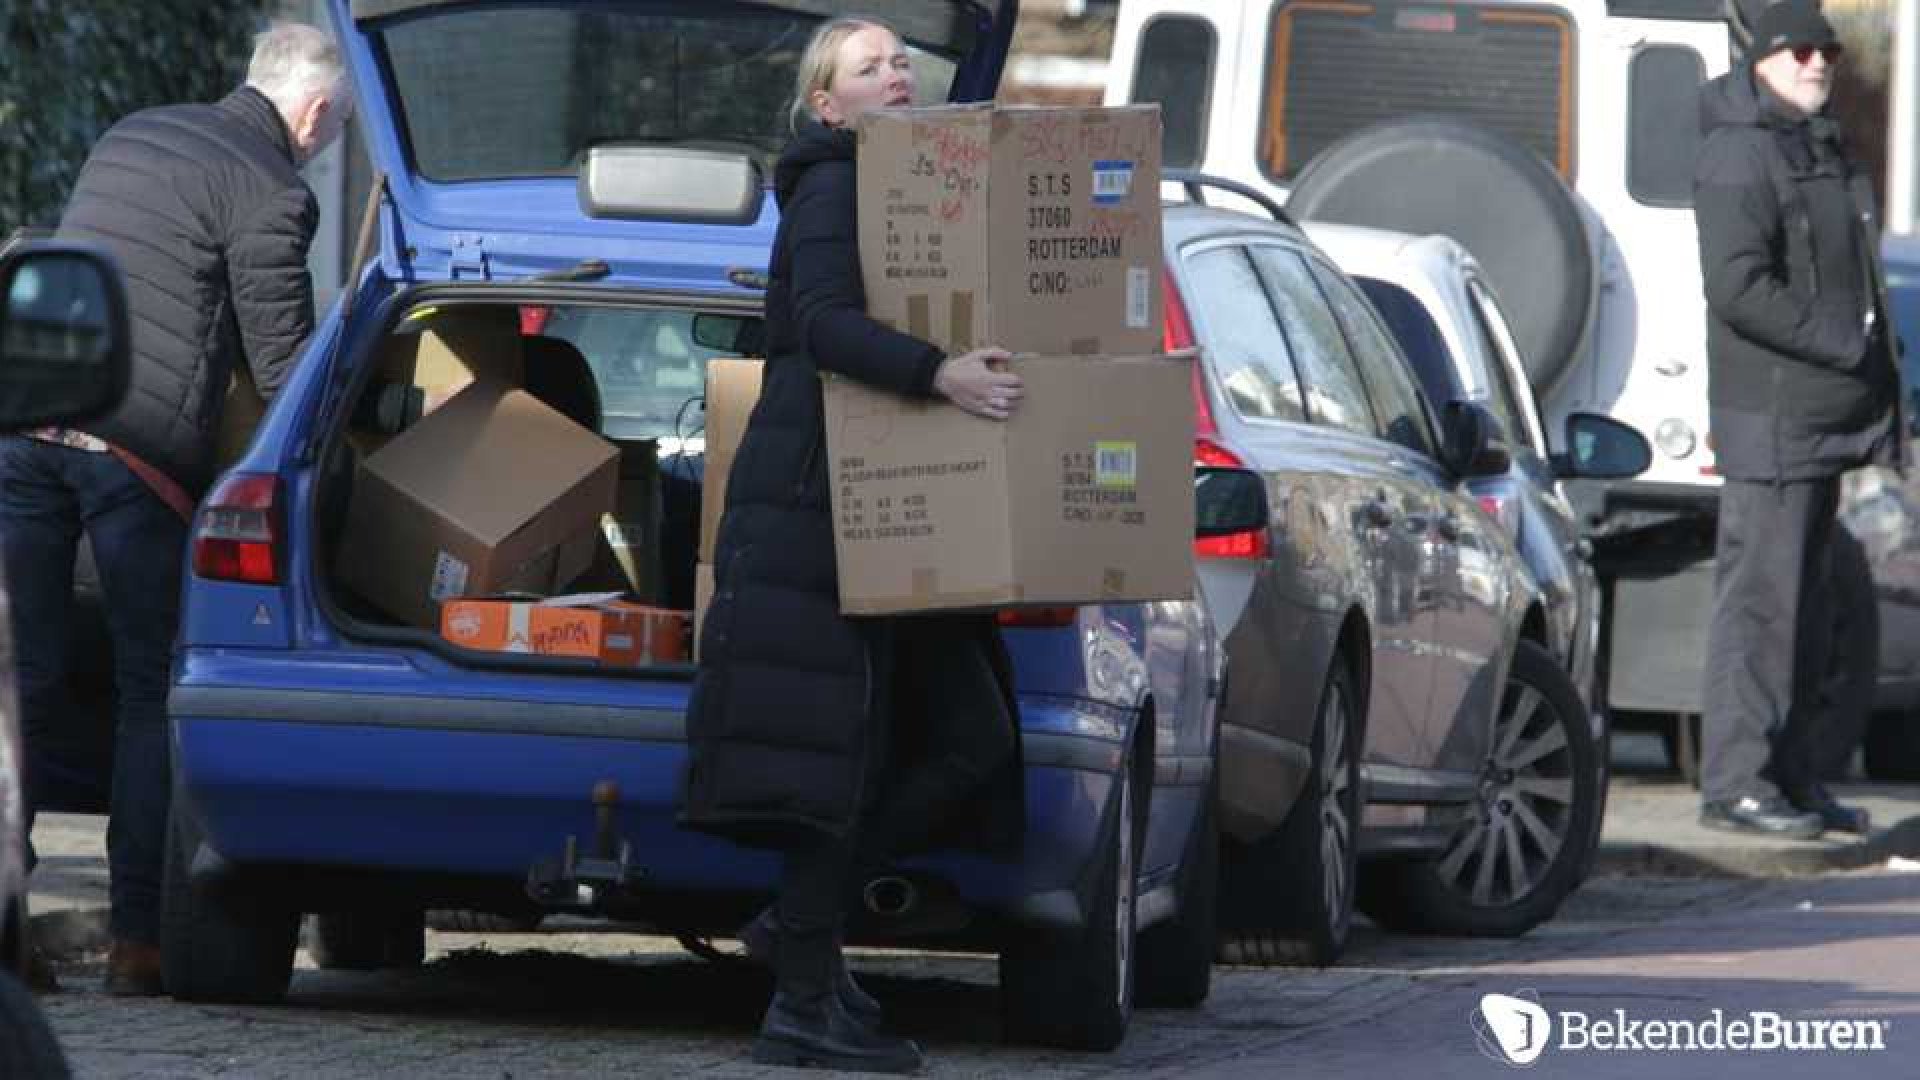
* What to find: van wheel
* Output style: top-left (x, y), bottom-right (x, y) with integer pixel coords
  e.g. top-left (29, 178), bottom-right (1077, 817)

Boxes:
top-left (307, 911), bottom-right (427, 971)
top-left (1136, 765), bottom-right (1217, 1008)
top-left (1219, 660), bottom-right (1359, 967)
top-left (0, 971), bottom-right (69, 1079)
top-left (1000, 754), bottom-right (1137, 1050)
top-left (1371, 641), bottom-right (1597, 938)
top-left (160, 792), bottom-right (299, 1003)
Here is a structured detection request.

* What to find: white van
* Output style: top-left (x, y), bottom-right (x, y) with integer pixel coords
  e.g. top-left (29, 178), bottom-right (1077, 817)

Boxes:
top-left (1105, 1), bottom-right (1804, 737)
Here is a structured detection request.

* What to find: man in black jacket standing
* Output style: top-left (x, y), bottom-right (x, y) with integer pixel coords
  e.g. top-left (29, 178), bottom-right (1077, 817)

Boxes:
top-left (1695, 0), bottom-right (1897, 839)
top-left (0, 21), bottom-right (349, 994)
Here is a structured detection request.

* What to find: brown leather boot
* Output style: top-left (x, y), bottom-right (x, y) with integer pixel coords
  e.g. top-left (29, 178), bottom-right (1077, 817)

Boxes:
top-left (103, 940), bottom-right (164, 997)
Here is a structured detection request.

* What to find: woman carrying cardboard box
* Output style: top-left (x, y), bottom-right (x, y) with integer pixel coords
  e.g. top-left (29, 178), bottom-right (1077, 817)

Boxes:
top-left (680, 17), bottom-right (1026, 1075)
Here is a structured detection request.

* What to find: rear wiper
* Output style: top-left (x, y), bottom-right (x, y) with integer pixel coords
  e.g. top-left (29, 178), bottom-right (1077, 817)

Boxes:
top-left (526, 259), bottom-right (611, 283)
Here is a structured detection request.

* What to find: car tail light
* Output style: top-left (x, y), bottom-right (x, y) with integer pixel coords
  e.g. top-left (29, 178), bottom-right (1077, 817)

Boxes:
top-left (1193, 438), bottom-right (1269, 559)
top-left (1194, 437), bottom-right (1243, 468)
top-left (519, 305), bottom-right (552, 336)
top-left (1163, 273), bottom-right (1218, 440)
top-left (997, 607), bottom-right (1079, 628)
top-left (1475, 492), bottom-right (1519, 537)
top-left (192, 472), bottom-right (283, 585)
top-left (1195, 528), bottom-right (1270, 560)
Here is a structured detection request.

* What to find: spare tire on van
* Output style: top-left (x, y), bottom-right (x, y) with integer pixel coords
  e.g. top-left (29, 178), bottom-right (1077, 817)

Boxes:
top-left (1286, 117), bottom-right (1597, 395)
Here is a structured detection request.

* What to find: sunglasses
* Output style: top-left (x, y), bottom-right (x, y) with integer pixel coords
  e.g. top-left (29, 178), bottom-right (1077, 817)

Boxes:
top-left (1789, 43), bottom-right (1844, 65)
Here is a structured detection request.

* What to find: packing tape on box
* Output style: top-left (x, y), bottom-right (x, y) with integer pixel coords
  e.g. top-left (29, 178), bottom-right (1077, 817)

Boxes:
top-left (908, 295), bottom-right (932, 341)
top-left (506, 602), bottom-right (533, 654)
top-left (840, 581), bottom-right (1027, 616)
top-left (950, 292), bottom-right (974, 352)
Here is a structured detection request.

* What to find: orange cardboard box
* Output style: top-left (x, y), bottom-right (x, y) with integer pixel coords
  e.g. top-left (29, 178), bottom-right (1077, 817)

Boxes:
top-left (440, 592), bottom-right (689, 666)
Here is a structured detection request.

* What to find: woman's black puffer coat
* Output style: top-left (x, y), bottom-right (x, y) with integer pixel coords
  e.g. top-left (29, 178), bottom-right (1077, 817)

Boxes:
top-left (681, 121), bottom-right (1022, 851)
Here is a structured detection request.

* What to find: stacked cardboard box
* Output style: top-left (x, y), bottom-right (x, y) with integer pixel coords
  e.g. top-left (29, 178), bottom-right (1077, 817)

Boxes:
top-left (441, 593), bottom-right (689, 665)
top-left (832, 103), bottom-right (1193, 614)
top-left (336, 380), bottom-right (619, 630)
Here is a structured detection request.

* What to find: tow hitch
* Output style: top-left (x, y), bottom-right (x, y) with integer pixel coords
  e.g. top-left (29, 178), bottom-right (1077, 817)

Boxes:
top-left (526, 781), bottom-right (645, 910)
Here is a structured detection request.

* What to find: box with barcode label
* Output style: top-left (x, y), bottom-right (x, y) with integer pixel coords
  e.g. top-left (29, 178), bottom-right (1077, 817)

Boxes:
top-left (825, 352), bottom-right (1195, 615)
top-left (856, 103), bottom-right (1162, 358)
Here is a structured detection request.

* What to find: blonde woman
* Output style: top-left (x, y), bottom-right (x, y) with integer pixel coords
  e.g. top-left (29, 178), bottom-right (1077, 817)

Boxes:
top-left (682, 17), bottom-right (1024, 1074)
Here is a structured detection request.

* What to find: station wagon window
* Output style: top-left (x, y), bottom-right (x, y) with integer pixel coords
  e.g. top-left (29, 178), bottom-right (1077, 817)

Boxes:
top-left (1628, 45), bottom-right (1706, 206)
top-left (1181, 247), bottom-right (1307, 422)
top-left (1131, 16), bottom-right (1214, 169)
top-left (379, 8), bottom-right (956, 181)
top-left (1464, 278), bottom-right (1546, 454)
top-left (1310, 261), bottom-right (1439, 459)
top-left (1245, 246), bottom-right (1376, 437)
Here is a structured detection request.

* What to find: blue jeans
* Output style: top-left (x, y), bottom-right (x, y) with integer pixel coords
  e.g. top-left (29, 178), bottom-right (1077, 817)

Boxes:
top-left (0, 435), bottom-right (184, 944)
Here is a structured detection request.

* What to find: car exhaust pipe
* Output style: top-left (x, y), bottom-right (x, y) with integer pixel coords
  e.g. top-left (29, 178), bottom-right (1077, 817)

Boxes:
top-left (862, 875), bottom-right (918, 917)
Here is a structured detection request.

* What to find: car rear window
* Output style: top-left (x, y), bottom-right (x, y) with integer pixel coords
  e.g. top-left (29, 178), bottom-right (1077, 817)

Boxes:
top-left (1130, 15), bottom-right (1215, 169)
top-left (378, 8), bottom-right (957, 182)
top-left (1262, 1), bottom-right (1575, 181)
top-left (1628, 45), bottom-right (1706, 206)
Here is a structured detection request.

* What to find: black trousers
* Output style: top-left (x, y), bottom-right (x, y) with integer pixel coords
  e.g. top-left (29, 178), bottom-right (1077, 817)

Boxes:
top-left (1700, 477), bottom-right (1840, 803)
top-left (772, 617), bottom-right (1014, 996)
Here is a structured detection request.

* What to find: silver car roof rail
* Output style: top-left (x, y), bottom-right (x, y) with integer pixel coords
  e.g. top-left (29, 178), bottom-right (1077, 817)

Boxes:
top-left (1162, 170), bottom-right (1293, 227)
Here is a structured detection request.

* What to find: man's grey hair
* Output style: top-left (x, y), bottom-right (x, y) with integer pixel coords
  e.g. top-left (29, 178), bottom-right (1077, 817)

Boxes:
top-left (245, 21), bottom-right (345, 115)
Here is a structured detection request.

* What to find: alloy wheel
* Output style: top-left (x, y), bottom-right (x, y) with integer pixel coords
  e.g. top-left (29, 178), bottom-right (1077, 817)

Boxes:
top-left (1319, 678), bottom-right (1354, 931)
top-left (1437, 679), bottom-right (1574, 907)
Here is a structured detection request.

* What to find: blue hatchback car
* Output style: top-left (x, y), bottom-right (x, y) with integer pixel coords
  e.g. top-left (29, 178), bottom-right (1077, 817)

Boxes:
top-left (162, 0), bottom-right (1228, 1053)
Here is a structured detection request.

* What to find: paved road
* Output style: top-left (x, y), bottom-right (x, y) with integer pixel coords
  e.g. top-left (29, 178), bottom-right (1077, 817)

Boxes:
top-left (36, 869), bottom-right (1920, 1079)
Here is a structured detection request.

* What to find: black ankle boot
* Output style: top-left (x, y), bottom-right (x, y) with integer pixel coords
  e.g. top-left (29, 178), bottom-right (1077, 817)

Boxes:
top-left (740, 907), bottom-right (884, 1026)
top-left (752, 990), bottom-right (923, 1074)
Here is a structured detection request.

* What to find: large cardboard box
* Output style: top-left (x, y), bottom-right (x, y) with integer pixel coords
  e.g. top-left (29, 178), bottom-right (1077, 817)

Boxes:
top-left (856, 104), bottom-right (1163, 358)
top-left (824, 353), bottom-right (1195, 614)
top-left (440, 593), bottom-right (689, 666)
top-left (337, 381), bottom-right (620, 629)
top-left (698, 359), bottom-right (765, 563)
top-left (578, 438), bottom-right (662, 598)
top-left (377, 306), bottom-right (525, 414)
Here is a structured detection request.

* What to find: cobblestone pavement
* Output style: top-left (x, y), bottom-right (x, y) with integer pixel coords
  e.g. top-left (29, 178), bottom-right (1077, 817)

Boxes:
top-left (43, 871), bottom-right (1920, 1079)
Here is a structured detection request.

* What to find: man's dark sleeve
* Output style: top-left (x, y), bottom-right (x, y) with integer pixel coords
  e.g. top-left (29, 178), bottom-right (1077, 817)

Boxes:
top-left (1695, 132), bottom-right (1865, 369)
top-left (785, 163), bottom-right (945, 398)
top-left (227, 186), bottom-right (320, 401)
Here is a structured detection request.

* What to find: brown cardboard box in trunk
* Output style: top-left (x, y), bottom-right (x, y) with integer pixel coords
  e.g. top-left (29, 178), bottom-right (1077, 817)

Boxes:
top-left (697, 359), bottom-right (765, 563)
top-left (577, 438), bottom-right (662, 599)
top-left (856, 104), bottom-right (1162, 358)
top-left (336, 381), bottom-right (619, 629)
top-left (378, 307), bottom-right (526, 414)
top-left (824, 353), bottom-right (1195, 614)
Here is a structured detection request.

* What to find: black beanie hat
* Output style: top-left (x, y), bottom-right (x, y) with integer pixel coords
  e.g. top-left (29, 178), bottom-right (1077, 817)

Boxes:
top-left (1751, 1), bottom-right (1839, 61)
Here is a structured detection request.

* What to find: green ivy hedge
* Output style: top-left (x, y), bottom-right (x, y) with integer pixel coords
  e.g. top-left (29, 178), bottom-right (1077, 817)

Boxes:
top-left (1, 1), bottom-right (265, 233)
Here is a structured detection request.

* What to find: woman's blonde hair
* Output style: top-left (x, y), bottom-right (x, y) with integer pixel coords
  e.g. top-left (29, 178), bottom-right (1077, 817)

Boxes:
top-left (787, 16), bottom-right (897, 134)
